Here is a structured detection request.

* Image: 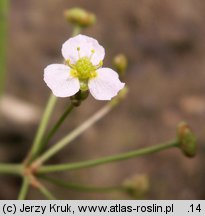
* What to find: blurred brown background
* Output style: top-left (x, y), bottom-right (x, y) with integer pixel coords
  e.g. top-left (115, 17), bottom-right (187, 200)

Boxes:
top-left (0, 0), bottom-right (205, 199)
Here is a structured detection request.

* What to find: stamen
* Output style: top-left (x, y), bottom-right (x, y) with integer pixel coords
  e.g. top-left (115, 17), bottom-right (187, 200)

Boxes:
top-left (89, 49), bottom-right (95, 60)
top-left (66, 59), bottom-right (76, 69)
top-left (95, 60), bottom-right (103, 69)
top-left (77, 47), bottom-right (81, 59)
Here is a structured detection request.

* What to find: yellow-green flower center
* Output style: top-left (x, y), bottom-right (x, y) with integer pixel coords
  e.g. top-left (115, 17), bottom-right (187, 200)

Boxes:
top-left (70, 57), bottom-right (97, 81)
top-left (67, 56), bottom-right (102, 91)
top-left (75, 57), bottom-right (97, 79)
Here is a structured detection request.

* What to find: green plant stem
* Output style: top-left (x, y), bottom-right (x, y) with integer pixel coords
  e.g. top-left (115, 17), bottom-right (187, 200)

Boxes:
top-left (39, 139), bottom-right (179, 174)
top-left (37, 183), bottom-right (56, 200)
top-left (18, 177), bottom-right (29, 200)
top-left (32, 101), bottom-right (118, 168)
top-left (0, 0), bottom-right (9, 96)
top-left (42, 176), bottom-right (124, 193)
top-left (39, 103), bottom-right (74, 153)
top-left (72, 25), bottom-right (82, 36)
top-left (0, 163), bottom-right (22, 176)
top-left (17, 24), bottom-right (82, 201)
top-left (26, 94), bottom-right (57, 163)
top-left (26, 25), bottom-right (82, 163)
top-left (20, 94), bottom-right (57, 199)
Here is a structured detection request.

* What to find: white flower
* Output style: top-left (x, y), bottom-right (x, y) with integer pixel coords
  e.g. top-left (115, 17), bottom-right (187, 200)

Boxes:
top-left (44, 34), bottom-right (125, 100)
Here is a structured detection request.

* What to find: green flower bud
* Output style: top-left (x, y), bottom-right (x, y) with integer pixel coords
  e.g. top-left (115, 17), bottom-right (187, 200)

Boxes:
top-left (64, 8), bottom-right (96, 28)
top-left (122, 174), bottom-right (150, 199)
top-left (113, 54), bottom-right (128, 77)
top-left (177, 122), bottom-right (197, 157)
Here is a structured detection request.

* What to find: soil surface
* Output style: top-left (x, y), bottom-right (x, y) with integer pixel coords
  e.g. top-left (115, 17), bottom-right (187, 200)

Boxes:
top-left (0, 0), bottom-right (205, 199)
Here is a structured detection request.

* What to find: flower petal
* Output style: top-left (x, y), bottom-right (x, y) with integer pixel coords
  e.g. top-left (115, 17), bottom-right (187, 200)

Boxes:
top-left (61, 34), bottom-right (105, 65)
top-left (44, 64), bottom-right (80, 97)
top-left (88, 68), bottom-right (125, 100)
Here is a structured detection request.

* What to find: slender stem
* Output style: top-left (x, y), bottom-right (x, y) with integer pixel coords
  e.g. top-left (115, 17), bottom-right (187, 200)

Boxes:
top-left (17, 24), bottom-right (82, 201)
top-left (20, 95), bottom-right (57, 199)
top-left (26, 94), bottom-right (57, 163)
top-left (39, 103), bottom-right (74, 153)
top-left (0, 0), bottom-right (9, 95)
top-left (25, 25), bottom-right (82, 163)
top-left (0, 163), bottom-right (22, 176)
top-left (41, 176), bottom-right (124, 193)
top-left (18, 177), bottom-right (29, 200)
top-left (36, 25), bottom-right (82, 152)
top-left (32, 102), bottom-right (116, 168)
top-left (72, 25), bottom-right (82, 36)
top-left (38, 139), bottom-right (179, 174)
top-left (37, 183), bottom-right (56, 200)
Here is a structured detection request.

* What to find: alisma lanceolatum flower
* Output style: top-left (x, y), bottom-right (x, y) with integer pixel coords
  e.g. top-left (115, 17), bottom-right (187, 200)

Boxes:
top-left (44, 34), bottom-right (125, 100)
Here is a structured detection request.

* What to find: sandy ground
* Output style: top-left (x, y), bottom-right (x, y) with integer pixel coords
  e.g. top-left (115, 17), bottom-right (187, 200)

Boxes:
top-left (0, 0), bottom-right (205, 199)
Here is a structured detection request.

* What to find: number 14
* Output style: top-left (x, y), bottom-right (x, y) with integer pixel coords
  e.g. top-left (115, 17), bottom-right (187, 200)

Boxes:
top-left (190, 204), bottom-right (201, 213)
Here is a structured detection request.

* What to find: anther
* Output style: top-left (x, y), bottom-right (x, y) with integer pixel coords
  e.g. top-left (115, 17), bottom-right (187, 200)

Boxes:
top-left (89, 49), bottom-right (95, 60)
top-left (77, 47), bottom-right (81, 59)
top-left (95, 60), bottom-right (103, 69)
top-left (66, 59), bottom-right (76, 69)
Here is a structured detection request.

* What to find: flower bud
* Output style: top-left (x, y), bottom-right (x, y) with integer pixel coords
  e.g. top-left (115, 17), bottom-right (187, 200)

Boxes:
top-left (122, 174), bottom-right (149, 199)
top-left (64, 8), bottom-right (96, 28)
top-left (113, 54), bottom-right (128, 77)
top-left (177, 122), bottom-right (197, 157)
